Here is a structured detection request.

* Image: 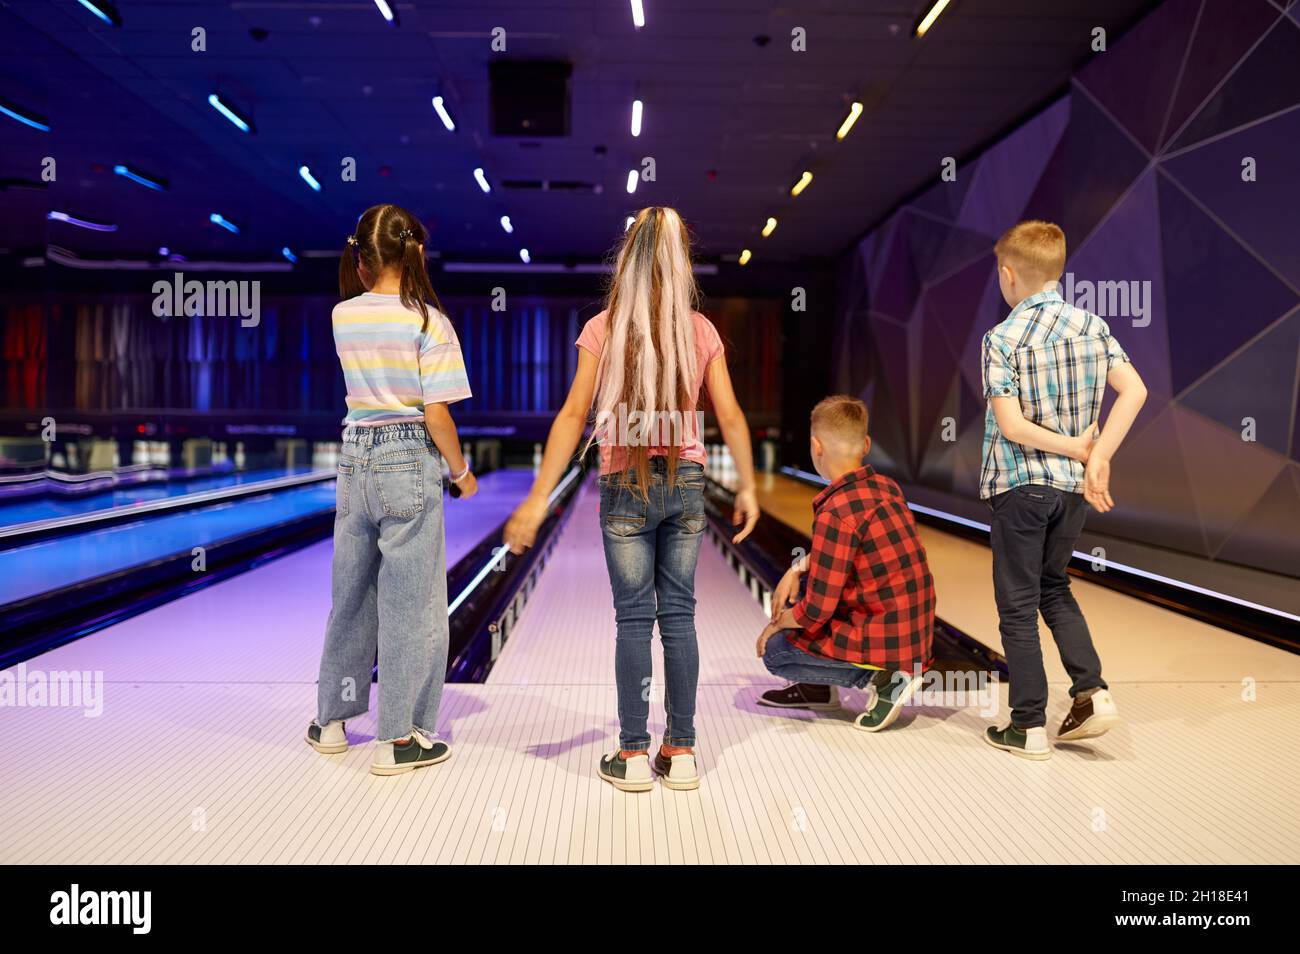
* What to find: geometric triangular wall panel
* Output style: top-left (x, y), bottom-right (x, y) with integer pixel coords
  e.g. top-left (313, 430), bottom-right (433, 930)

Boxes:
top-left (835, 0), bottom-right (1300, 580)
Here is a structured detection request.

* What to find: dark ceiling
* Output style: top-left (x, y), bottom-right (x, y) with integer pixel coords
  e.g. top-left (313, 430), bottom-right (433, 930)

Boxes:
top-left (1, 0), bottom-right (1157, 267)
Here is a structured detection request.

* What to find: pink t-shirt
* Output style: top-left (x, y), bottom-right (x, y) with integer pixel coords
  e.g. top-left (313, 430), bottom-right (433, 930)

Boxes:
top-left (576, 310), bottom-right (724, 475)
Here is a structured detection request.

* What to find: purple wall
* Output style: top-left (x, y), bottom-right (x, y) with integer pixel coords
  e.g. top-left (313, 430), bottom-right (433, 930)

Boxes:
top-left (832, 0), bottom-right (1300, 579)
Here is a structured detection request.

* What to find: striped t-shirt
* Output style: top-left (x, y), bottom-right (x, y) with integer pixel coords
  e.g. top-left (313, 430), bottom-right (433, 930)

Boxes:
top-left (332, 292), bottom-right (472, 425)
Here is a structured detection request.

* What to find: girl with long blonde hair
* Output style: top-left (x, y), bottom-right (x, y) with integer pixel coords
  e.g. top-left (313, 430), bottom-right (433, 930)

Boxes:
top-left (505, 207), bottom-right (759, 791)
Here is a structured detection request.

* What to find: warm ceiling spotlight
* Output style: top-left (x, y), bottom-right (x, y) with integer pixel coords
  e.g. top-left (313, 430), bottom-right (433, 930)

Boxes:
top-left (208, 93), bottom-right (255, 134)
top-left (113, 164), bottom-right (168, 191)
top-left (915, 0), bottom-right (953, 38)
top-left (209, 213), bottom-right (240, 234)
top-left (76, 0), bottom-right (121, 27)
top-left (47, 211), bottom-right (117, 232)
top-left (738, 249), bottom-right (752, 266)
top-left (500, 215), bottom-right (514, 234)
top-left (630, 0), bottom-right (645, 29)
top-left (836, 101), bottom-right (863, 140)
top-left (519, 248), bottom-right (531, 264)
top-left (625, 169), bottom-right (639, 194)
top-left (298, 165), bottom-right (322, 192)
top-left (432, 96), bottom-right (456, 132)
top-left (0, 100), bottom-right (50, 132)
top-left (473, 167), bottom-right (491, 193)
top-left (631, 100), bottom-right (643, 137)
top-left (761, 217), bottom-right (777, 238)
top-left (790, 170), bottom-right (813, 197)
top-left (373, 0), bottom-right (398, 26)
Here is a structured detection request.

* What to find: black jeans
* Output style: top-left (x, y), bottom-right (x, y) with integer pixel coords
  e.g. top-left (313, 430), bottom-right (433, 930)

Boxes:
top-left (989, 484), bottom-right (1107, 728)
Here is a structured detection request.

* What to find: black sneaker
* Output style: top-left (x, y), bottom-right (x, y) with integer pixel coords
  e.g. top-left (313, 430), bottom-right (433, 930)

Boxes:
top-left (758, 683), bottom-right (840, 710)
top-left (652, 750), bottom-right (700, 791)
top-left (853, 671), bottom-right (923, 732)
top-left (984, 724), bottom-right (1051, 760)
top-left (598, 750), bottom-right (652, 792)
top-left (305, 720), bottom-right (347, 754)
top-left (370, 730), bottom-right (451, 776)
top-left (1057, 689), bottom-right (1120, 741)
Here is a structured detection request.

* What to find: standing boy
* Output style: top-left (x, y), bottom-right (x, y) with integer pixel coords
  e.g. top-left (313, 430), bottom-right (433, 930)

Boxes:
top-left (980, 220), bottom-right (1147, 760)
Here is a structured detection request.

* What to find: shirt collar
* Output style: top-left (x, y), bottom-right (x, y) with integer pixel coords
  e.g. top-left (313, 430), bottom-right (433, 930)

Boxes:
top-left (813, 464), bottom-right (876, 511)
top-left (1005, 287), bottom-right (1064, 323)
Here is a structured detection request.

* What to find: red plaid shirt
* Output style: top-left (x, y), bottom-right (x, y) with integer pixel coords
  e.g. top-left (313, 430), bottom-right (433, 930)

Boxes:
top-left (789, 466), bottom-right (935, 670)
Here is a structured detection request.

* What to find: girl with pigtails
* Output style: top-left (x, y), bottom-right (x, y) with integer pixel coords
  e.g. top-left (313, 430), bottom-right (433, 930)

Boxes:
top-left (306, 203), bottom-right (477, 776)
top-left (505, 206), bottom-right (760, 792)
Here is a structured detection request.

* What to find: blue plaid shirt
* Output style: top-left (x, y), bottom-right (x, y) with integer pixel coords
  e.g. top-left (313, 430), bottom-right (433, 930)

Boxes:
top-left (979, 289), bottom-right (1130, 499)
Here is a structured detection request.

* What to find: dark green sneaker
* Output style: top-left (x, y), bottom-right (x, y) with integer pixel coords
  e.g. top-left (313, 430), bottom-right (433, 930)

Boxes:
top-left (598, 750), bottom-right (652, 792)
top-left (370, 730), bottom-right (451, 776)
top-left (984, 724), bottom-right (1051, 760)
top-left (305, 720), bottom-right (347, 754)
top-left (853, 671), bottom-right (923, 732)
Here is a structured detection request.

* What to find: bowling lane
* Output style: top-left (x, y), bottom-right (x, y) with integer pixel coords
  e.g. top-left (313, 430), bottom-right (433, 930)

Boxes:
top-left (2, 468), bottom-right (537, 682)
top-left (0, 465), bottom-right (323, 530)
top-left (740, 471), bottom-right (1300, 684)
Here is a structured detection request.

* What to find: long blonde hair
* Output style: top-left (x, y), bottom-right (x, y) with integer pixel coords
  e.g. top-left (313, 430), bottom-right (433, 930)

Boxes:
top-left (588, 206), bottom-right (700, 491)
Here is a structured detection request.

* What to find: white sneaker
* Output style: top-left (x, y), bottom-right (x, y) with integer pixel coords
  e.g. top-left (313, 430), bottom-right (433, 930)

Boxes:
top-left (984, 724), bottom-right (1052, 760)
top-left (305, 720), bottom-right (347, 754)
top-left (1057, 689), bottom-right (1120, 741)
top-left (597, 750), bottom-right (653, 792)
top-left (370, 729), bottom-right (452, 776)
top-left (653, 750), bottom-right (700, 790)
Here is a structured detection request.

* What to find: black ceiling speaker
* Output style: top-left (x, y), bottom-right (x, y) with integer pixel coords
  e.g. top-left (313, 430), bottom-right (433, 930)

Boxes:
top-left (489, 61), bottom-right (572, 137)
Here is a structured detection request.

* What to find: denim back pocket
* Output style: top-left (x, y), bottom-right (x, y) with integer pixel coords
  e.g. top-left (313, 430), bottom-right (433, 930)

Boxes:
top-left (374, 454), bottom-right (425, 518)
top-left (676, 469), bottom-right (706, 534)
top-left (336, 460), bottom-right (355, 517)
top-left (600, 479), bottom-right (648, 537)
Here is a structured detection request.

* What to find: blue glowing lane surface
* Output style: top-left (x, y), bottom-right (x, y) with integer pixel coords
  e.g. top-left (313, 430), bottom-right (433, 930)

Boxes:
top-left (0, 467), bottom-right (318, 527)
top-left (0, 468), bottom-right (539, 606)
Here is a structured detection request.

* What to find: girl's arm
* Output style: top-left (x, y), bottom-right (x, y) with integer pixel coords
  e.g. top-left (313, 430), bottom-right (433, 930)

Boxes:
top-left (503, 349), bottom-right (598, 552)
top-left (704, 356), bottom-right (760, 543)
top-left (989, 396), bottom-right (1094, 462)
top-left (424, 402), bottom-right (477, 499)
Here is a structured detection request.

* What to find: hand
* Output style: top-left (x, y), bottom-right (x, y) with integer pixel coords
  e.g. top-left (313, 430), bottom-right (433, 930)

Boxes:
top-left (1083, 453), bottom-right (1114, 513)
top-left (770, 567), bottom-right (801, 622)
top-left (1069, 423), bottom-right (1098, 464)
top-left (503, 494), bottom-right (548, 554)
top-left (756, 621), bottom-right (781, 658)
top-left (732, 488), bottom-right (760, 544)
top-left (453, 470), bottom-right (478, 500)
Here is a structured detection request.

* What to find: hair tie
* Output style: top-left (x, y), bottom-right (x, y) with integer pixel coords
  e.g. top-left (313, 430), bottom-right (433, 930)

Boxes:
top-left (346, 235), bottom-right (358, 247)
top-left (398, 228), bottom-right (413, 244)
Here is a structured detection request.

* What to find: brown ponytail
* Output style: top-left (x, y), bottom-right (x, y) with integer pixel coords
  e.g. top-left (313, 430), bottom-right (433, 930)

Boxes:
top-left (340, 204), bottom-right (446, 334)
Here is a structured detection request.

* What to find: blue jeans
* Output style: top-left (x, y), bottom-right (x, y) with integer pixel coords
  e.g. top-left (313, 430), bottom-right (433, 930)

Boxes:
top-left (599, 459), bottom-right (706, 751)
top-left (316, 422), bottom-right (450, 743)
top-left (762, 632), bottom-right (886, 690)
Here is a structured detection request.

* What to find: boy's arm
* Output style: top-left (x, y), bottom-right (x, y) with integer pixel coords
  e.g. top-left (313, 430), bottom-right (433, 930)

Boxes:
top-left (788, 510), bottom-right (853, 635)
top-left (989, 397), bottom-right (1094, 461)
top-left (1083, 362), bottom-right (1147, 513)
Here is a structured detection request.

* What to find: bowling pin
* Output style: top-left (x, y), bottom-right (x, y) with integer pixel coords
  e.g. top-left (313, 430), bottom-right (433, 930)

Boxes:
top-left (133, 440), bottom-right (147, 466)
top-left (234, 442), bottom-right (246, 469)
top-left (532, 442), bottom-right (543, 474)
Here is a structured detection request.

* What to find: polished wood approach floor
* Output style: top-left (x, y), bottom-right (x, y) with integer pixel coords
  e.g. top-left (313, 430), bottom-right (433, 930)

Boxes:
top-left (1, 478), bottom-right (1297, 864)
